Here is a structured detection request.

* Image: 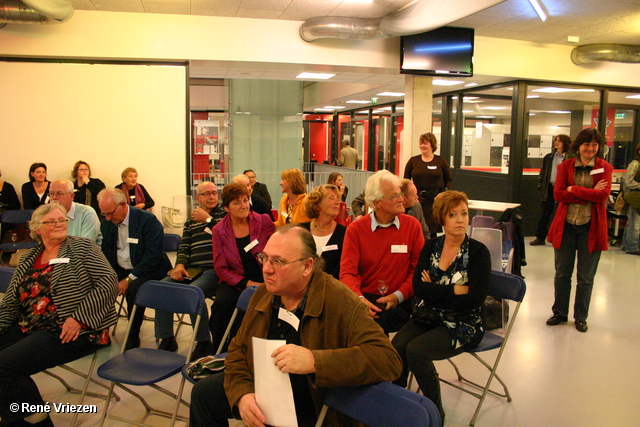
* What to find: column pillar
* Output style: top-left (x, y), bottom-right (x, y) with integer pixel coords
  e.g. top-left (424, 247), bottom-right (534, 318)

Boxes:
top-left (400, 75), bottom-right (433, 174)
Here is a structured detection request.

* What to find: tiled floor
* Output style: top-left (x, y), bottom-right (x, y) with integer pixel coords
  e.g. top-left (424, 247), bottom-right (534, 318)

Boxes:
top-left (14, 237), bottom-right (640, 426)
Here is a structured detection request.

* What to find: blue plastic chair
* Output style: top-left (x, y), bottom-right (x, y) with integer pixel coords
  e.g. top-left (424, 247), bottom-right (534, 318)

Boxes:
top-left (97, 280), bottom-right (205, 426)
top-left (439, 271), bottom-right (526, 426)
top-left (315, 381), bottom-right (442, 427)
top-left (163, 233), bottom-right (181, 253)
top-left (0, 210), bottom-right (37, 264)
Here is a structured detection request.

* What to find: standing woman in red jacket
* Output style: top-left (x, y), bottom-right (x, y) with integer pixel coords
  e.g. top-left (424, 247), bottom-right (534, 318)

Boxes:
top-left (546, 128), bottom-right (612, 333)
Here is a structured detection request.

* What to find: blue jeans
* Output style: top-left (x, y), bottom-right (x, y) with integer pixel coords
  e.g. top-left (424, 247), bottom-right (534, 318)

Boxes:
top-left (154, 269), bottom-right (218, 342)
top-left (621, 206), bottom-right (640, 253)
top-left (553, 223), bottom-right (601, 321)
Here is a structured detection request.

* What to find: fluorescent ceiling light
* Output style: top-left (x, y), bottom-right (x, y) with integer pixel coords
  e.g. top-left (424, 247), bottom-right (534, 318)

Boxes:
top-left (547, 110), bottom-right (571, 114)
top-left (476, 116), bottom-right (495, 119)
top-left (626, 94), bottom-right (640, 99)
top-left (314, 108), bottom-right (334, 112)
top-left (462, 110), bottom-right (474, 113)
top-left (528, 0), bottom-right (547, 22)
top-left (376, 92), bottom-right (405, 97)
top-left (464, 83), bottom-right (478, 87)
top-left (296, 72), bottom-right (335, 80)
top-left (464, 96), bottom-right (479, 100)
top-left (346, 100), bottom-right (371, 104)
top-left (432, 79), bottom-right (464, 87)
top-left (324, 106), bottom-right (345, 109)
top-left (533, 87), bottom-right (595, 93)
top-left (527, 95), bottom-right (540, 98)
top-left (482, 106), bottom-right (508, 110)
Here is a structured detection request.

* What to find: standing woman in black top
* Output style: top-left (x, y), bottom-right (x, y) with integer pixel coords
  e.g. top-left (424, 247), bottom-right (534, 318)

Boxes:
top-left (72, 161), bottom-right (106, 215)
top-left (21, 162), bottom-right (50, 209)
top-left (404, 133), bottom-right (452, 237)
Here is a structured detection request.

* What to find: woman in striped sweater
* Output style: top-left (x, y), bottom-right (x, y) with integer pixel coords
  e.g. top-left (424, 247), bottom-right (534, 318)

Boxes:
top-left (0, 203), bottom-right (118, 427)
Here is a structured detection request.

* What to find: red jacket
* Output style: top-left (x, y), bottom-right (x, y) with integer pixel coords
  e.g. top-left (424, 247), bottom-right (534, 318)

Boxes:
top-left (547, 156), bottom-right (612, 252)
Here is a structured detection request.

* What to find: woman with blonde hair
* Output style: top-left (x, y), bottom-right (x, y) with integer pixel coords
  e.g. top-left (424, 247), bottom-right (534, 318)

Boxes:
top-left (297, 184), bottom-right (346, 279)
top-left (72, 160), bottom-right (106, 214)
top-left (274, 168), bottom-right (311, 227)
top-left (116, 167), bottom-right (154, 210)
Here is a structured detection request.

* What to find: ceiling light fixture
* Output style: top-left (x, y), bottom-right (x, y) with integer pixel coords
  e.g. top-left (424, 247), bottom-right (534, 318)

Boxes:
top-left (296, 72), bottom-right (336, 80)
top-left (528, 0), bottom-right (547, 22)
top-left (464, 83), bottom-right (478, 87)
top-left (626, 95), bottom-right (640, 99)
top-left (376, 92), bottom-right (405, 97)
top-left (346, 100), bottom-right (371, 104)
top-left (533, 87), bottom-right (595, 93)
top-left (432, 79), bottom-right (464, 86)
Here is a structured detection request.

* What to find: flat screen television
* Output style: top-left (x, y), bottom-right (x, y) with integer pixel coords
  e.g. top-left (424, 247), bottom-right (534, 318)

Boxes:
top-left (400, 27), bottom-right (474, 77)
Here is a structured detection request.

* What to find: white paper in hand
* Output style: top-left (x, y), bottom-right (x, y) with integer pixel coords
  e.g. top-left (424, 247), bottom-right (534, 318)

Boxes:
top-left (253, 337), bottom-right (298, 427)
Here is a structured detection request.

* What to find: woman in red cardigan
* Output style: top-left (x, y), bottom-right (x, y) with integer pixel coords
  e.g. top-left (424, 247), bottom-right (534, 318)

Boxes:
top-left (546, 128), bottom-right (612, 333)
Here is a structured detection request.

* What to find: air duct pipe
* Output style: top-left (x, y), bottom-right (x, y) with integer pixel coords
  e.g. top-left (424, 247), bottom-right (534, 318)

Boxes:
top-left (300, 0), bottom-right (506, 42)
top-left (571, 44), bottom-right (640, 64)
top-left (0, 0), bottom-right (74, 27)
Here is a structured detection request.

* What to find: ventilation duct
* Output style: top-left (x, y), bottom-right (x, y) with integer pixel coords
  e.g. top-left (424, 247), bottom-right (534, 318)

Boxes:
top-left (0, 0), bottom-right (74, 28)
top-left (571, 44), bottom-right (640, 65)
top-left (300, 0), bottom-right (505, 42)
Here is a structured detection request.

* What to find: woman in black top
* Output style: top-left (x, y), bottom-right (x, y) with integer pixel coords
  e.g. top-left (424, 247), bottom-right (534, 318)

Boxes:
top-left (298, 184), bottom-right (346, 279)
top-left (21, 162), bottom-right (50, 209)
top-left (392, 190), bottom-right (490, 423)
top-left (72, 161), bottom-right (106, 215)
top-left (404, 133), bottom-right (452, 236)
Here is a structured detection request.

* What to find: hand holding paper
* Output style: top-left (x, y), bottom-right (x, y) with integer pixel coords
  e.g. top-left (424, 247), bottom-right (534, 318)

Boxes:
top-left (272, 344), bottom-right (316, 374)
top-left (238, 393), bottom-right (267, 427)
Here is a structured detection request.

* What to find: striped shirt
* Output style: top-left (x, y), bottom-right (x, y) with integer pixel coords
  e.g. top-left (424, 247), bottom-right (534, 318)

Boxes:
top-left (175, 205), bottom-right (226, 269)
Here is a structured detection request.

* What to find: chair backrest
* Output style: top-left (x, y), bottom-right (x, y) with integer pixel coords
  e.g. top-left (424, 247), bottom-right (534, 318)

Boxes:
top-left (237, 285), bottom-right (258, 311)
top-left (488, 270), bottom-right (526, 303)
top-left (163, 233), bottom-right (181, 252)
top-left (470, 215), bottom-right (495, 234)
top-left (134, 280), bottom-right (204, 315)
top-left (0, 266), bottom-right (15, 293)
top-left (319, 382), bottom-right (441, 427)
top-left (471, 227), bottom-right (503, 272)
top-left (0, 209), bottom-right (34, 224)
top-left (270, 209), bottom-right (278, 221)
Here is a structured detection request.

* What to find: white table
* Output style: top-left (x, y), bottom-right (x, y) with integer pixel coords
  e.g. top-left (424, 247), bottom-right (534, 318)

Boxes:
top-left (468, 200), bottom-right (521, 216)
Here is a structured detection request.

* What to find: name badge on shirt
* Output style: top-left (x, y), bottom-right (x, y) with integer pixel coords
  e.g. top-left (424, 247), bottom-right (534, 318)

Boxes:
top-left (204, 227), bottom-right (212, 235)
top-left (281, 210), bottom-right (289, 219)
top-left (323, 244), bottom-right (339, 252)
top-left (49, 258), bottom-right (70, 265)
top-left (452, 272), bottom-right (463, 284)
top-left (391, 244), bottom-right (408, 253)
top-left (278, 307), bottom-right (300, 331)
top-left (127, 237), bottom-right (139, 244)
top-left (590, 168), bottom-right (604, 175)
top-left (427, 166), bottom-right (437, 170)
top-left (244, 239), bottom-right (259, 252)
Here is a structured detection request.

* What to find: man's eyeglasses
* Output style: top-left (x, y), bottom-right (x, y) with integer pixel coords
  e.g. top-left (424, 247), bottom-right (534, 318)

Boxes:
top-left (197, 191), bottom-right (218, 197)
top-left (41, 218), bottom-right (69, 227)
top-left (48, 192), bottom-right (72, 198)
top-left (381, 193), bottom-right (403, 201)
top-left (257, 253), bottom-right (306, 270)
top-left (101, 203), bottom-right (123, 217)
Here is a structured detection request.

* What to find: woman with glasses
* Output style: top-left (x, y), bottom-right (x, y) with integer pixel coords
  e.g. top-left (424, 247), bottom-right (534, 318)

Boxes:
top-left (0, 203), bottom-right (118, 426)
top-left (297, 184), bottom-right (346, 279)
top-left (72, 160), bottom-right (106, 215)
top-left (116, 167), bottom-right (155, 211)
top-left (21, 162), bottom-right (51, 209)
top-left (403, 133), bottom-right (452, 238)
top-left (210, 183), bottom-right (275, 353)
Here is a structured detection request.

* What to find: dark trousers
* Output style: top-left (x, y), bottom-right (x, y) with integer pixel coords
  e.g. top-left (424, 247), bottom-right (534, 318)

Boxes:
top-left (190, 372), bottom-right (232, 427)
top-left (209, 285), bottom-right (244, 353)
top-left (372, 297), bottom-right (414, 335)
top-left (0, 323), bottom-right (97, 423)
top-left (115, 267), bottom-right (153, 336)
top-left (391, 321), bottom-right (465, 418)
top-left (553, 223), bottom-right (601, 321)
top-left (535, 183), bottom-right (557, 241)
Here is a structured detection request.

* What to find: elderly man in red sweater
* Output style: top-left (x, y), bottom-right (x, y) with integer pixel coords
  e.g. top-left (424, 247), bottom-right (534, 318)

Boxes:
top-left (340, 170), bottom-right (425, 334)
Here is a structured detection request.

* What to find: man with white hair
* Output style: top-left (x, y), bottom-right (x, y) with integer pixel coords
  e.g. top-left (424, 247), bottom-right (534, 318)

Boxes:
top-left (340, 170), bottom-right (425, 334)
top-left (232, 173), bottom-right (271, 215)
top-left (48, 179), bottom-right (101, 243)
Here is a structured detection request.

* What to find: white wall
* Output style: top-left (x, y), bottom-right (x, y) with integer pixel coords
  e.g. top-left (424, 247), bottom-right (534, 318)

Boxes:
top-left (0, 61), bottom-right (187, 218)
